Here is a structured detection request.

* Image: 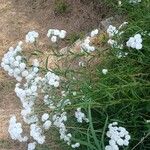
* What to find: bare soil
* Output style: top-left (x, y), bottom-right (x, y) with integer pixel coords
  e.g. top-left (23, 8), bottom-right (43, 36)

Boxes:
top-left (0, 0), bottom-right (114, 149)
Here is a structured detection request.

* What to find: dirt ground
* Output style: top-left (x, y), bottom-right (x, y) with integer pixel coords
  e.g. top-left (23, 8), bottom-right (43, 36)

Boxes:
top-left (0, 0), bottom-right (113, 149)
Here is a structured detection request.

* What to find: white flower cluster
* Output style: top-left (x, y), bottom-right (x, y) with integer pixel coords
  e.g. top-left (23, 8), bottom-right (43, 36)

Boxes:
top-left (8, 116), bottom-right (28, 142)
top-left (26, 31), bottom-right (39, 43)
top-left (126, 34), bottom-right (143, 50)
top-left (1, 30), bottom-right (84, 150)
top-left (41, 113), bottom-right (52, 130)
top-left (43, 71), bottom-right (60, 87)
top-left (47, 29), bottom-right (67, 43)
top-left (81, 29), bottom-right (99, 52)
top-left (107, 25), bottom-right (118, 37)
top-left (53, 112), bottom-right (80, 148)
top-left (0, 42), bottom-right (28, 82)
top-left (30, 124), bottom-right (45, 144)
top-left (107, 22), bottom-right (129, 50)
top-left (75, 108), bottom-right (89, 123)
top-left (105, 122), bottom-right (131, 150)
top-left (14, 68), bottom-right (60, 147)
top-left (15, 67), bottom-right (41, 124)
top-left (129, 0), bottom-right (141, 4)
top-left (81, 37), bottom-right (95, 52)
top-left (107, 25), bottom-right (125, 50)
top-left (53, 112), bottom-right (71, 145)
top-left (4, 43), bottom-right (59, 148)
top-left (108, 22), bottom-right (127, 36)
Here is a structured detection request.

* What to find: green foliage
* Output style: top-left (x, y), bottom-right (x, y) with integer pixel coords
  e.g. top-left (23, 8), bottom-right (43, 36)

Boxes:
top-left (53, 0), bottom-right (150, 149)
top-left (54, 0), bottom-right (70, 14)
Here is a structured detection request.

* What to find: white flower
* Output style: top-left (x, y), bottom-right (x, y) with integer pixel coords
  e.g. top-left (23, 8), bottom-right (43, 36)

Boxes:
top-left (41, 113), bottom-right (49, 122)
top-left (91, 29), bottom-right (99, 37)
top-left (33, 67), bottom-right (39, 73)
top-left (16, 55), bottom-right (22, 61)
top-left (126, 34), bottom-right (143, 50)
top-left (47, 29), bottom-right (52, 37)
top-left (54, 81), bottom-right (60, 87)
top-left (117, 138), bottom-right (124, 146)
top-left (81, 36), bottom-right (95, 52)
top-left (105, 144), bottom-right (119, 150)
top-left (19, 63), bottom-right (26, 71)
top-left (135, 43), bottom-right (142, 50)
top-left (107, 25), bottom-right (118, 37)
top-left (75, 108), bottom-right (89, 123)
top-left (30, 124), bottom-right (45, 144)
top-left (53, 112), bottom-right (72, 145)
top-left (28, 142), bottom-right (36, 150)
top-left (8, 115), bottom-right (28, 142)
top-left (102, 69), bottom-right (108, 75)
top-left (25, 31), bottom-right (39, 43)
top-left (118, 1), bottom-right (122, 6)
top-left (105, 122), bottom-right (131, 150)
top-left (43, 120), bottom-right (52, 130)
top-left (44, 71), bottom-right (60, 87)
top-left (51, 36), bottom-right (57, 43)
top-left (3, 65), bottom-right (10, 71)
top-left (47, 29), bottom-right (67, 42)
top-left (14, 68), bottom-right (21, 75)
top-left (30, 85), bottom-right (37, 92)
top-left (54, 29), bottom-right (60, 35)
top-left (71, 142), bottom-right (80, 148)
top-left (59, 30), bottom-right (67, 39)
top-left (14, 61), bottom-right (20, 67)
top-left (22, 70), bottom-right (29, 77)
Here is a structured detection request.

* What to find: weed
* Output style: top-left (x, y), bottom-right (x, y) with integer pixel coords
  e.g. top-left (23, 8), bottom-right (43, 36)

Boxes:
top-left (54, 0), bottom-right (70, 14)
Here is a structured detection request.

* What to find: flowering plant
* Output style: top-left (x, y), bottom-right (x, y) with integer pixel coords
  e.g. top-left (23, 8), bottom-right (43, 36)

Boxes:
top-left (1, 0), bottom-right (149, 149)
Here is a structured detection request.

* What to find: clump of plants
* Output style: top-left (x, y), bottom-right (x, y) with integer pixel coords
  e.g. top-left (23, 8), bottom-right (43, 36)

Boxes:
top-left (1, 0), bottom-right (150, 150)
top-left (54, 0), bottom-right (71, 14)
